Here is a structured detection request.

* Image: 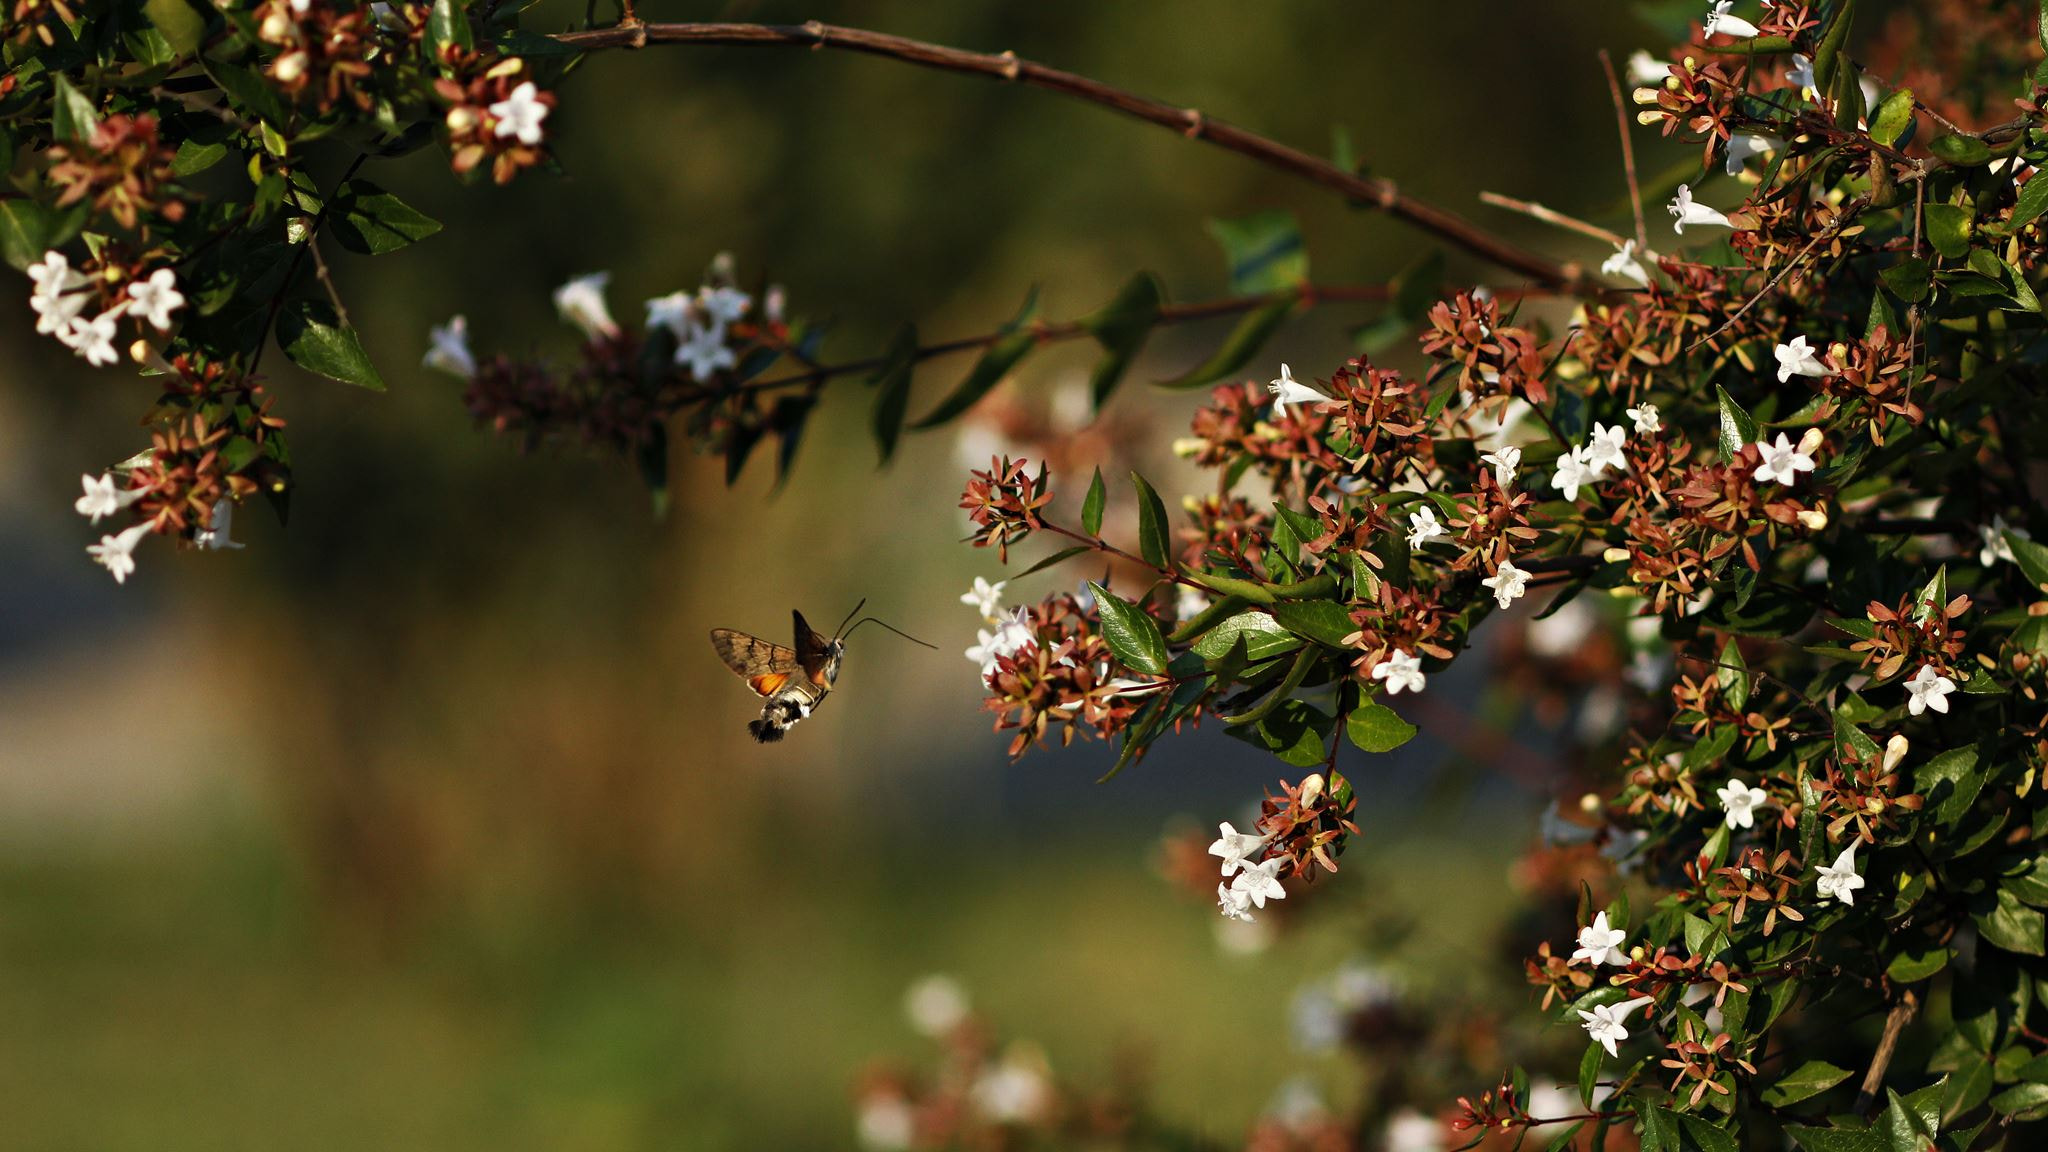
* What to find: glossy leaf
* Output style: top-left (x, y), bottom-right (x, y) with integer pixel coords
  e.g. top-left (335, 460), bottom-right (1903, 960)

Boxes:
top-left (1081, 467), bottom-right (1106, 536)
top-left (1270, 599), bottom-right (1356, 648)
top-left (1090, 583), bottom-right (1168, 676)
top-left (1716, 386), bottom-right (1756, 461)
top-left (1763, 1061), bottom-right (1854, 1107)
top-left (1346, 700), bottom-right (1416, 753)
top-left (50, 74), bottom-right (99, 144)
top-left (329, 181), bottom-right (442, 255)
top-left (278, 300), bottom-right (385, 391)
top-left (1131, 471), bottom-right (1172, 568)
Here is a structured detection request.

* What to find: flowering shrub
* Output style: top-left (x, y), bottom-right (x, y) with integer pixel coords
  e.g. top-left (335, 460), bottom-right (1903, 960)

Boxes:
top-left (17, 0), bottom-right (2048, 1149)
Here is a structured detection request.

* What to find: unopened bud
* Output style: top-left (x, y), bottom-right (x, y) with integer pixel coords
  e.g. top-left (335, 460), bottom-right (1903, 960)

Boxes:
top-left (1632, 86), bottom-right (1662, 105)
top-left (1171, 437), bottom-right (1206, 458)
top-left (1298, 773), bottom-right (1326, 805)
top-left (1883, 733), bottom-right (1909, 773)
top-left (1629, 944), bottom-right (1646, 962)
top-left (446, 106), bottom-right (480, 134)
top-left (271, 50), bottom-right (308, 85)
top-left (1796, 427), bottom-right (1825, 456)
top-left (259, 9), bottom-right (293, 39)
top-left (1796, 507), bottom-right (1829, 531)
top-left (1637, 110), bottom-right (1666, 126)
top-left (1578, 792), bottom-right (1602, 814)
top-left (1182, 495), bottom-right (1204, 515)
top-left (485, 56), bottom-right (525, 80)
top-left (1603, 547), bottom-right (1631, 563)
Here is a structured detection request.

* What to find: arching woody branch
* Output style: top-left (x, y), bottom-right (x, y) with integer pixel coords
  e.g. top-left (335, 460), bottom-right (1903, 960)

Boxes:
top-left (547, 19), bottom-right (1585, 290)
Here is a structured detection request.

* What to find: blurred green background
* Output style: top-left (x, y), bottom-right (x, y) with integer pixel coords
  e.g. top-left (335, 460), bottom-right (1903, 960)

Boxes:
top-left (0, 1), bottom-right (1677, 1146)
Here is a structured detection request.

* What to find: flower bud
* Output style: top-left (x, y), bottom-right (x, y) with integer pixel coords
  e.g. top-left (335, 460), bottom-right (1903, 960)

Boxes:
top-left (259, 8), bottom-right (293, 40)
top-left (1796, 508), bottom-right (1828, 531)
top-left (446, 106), bottom-right (480, 134)
top-left (1603, 547), bottom-right (1631, 563)
top-left (272, 50), bottom-right (308, 85)
top-left (485, 56), bottom-right (525, 80)
top-left (1298, 774), bottom-right (1326, 805)
top-left (1171, 437), bottom-right (1206, 458)
top-left (1796, 427), bottom-right (1825, 456)
top-left (1883, 733), bottom-right (1909, 773)
top-left (1637, 111), bottom-right (1666, 126)
top-left (1578, 792), bottom-right (1602, 813)
top-left (1632, 86), bottom-right (1662, 105)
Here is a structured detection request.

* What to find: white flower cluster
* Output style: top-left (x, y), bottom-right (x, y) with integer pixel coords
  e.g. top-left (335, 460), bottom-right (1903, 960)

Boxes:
top-left (1209, 819), bottom-right (1286, 921)
top-left (960, 576), bottom-right (1035, 682)
top-left (27, 250), bottom-right (184, 367)
top-left (72, 466), bottom-right (241, 585)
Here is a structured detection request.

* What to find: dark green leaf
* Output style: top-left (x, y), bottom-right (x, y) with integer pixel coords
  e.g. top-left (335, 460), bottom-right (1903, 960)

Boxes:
top-left (1716, 386), bottom-right (1756, 461)
top-left (1347, 701), bottom-right (1416, 753)
top-left (2019, 168), bottom-right (2048, 232)
top-left (1784, 1123), bottom-right (1888, 1152)
top-left (1090, 583), bottom-right (1168, 676)
top-left (277, 299), bottom-right (385, 390)
top-left (867, 324), bottom-right (917, 463)
top-left (202, 59), bottom-right (288, 129)
top-left (172, 138), bottom-right (228, 177)
top-left (1914, 747), bottom-right (1983, 827)
top-left (428, 0), bottom-right (473, 52)
top-left (1923, 203), bottom-right (1973, 259)
top-left (1270, 598), bottom-right (1356, 647)
top-left (1678, 1116), bottom-right (1738, 1152)
top-left (1223, 698), bottom-right (1330, 768)
top-left (1155, 297), bottom-right (1293, 389)
top-left (329, 180), bottom-right (442, 255)
top-left (1190, 611), bottom-right (1298, 662)
top-left (1080, 272), bottom-right (1161, 408)
top-left (0, 200), bottom-right (55, 271)
top-left (144, 0), bottom-right (208, 54)
top-left (1577, 1039), bottom-right (1601, 1107)
top-left (1205, 210), bottom-right (1307, 295)
top-left (1991, 1081), bottom-right (2048, 1120)
top-left (50, 75), bottom-right (99, 144)
top-left (1812, 0), bottom-right (1856, 94)
top-left (1763, 1061), bottom-right (1855, 1107)
top-left (1013, 545), bottom-right (1091, 578)
top-left (1716, 636), bottom-right (1749, 711)
top-left (1081, 467), bottom-right (1106, 536)
top-left (1886, 946), bottom-right (1950, 982)
top-left (1131, 471), bottom-right (1172, 568)
top-left (1870, 87), bottom-right (1916, 149)
top-left (1881, 256), bottom-right (1932, 303)
top-left (637, 425), bottom-right (669, 520)
top-left (1929, 134), bottom-right (1994, 167)
top-left (909, 291), bottom-right (1038, 428)
top-left (2007, 531), bottom-right (2048, 589)
top-left (1976, 888), bottom-right (2046, 956)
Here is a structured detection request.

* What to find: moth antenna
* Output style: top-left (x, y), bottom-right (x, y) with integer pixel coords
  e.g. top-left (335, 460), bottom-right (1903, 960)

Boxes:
top-left (831, 598), bottom-right (868, 640)
top-left (842, 616), bottom-right (938, 650)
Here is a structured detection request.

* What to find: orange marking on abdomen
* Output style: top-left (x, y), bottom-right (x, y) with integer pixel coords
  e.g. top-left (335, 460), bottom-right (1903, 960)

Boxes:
top-left (749, 672), bottom-right (791, 697)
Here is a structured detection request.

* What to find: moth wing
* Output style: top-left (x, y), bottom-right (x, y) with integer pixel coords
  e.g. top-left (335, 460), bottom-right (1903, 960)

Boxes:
top-left (792, 610), bottom-right (833, 669)
top-left (710, 629), bottom-right (801, 692)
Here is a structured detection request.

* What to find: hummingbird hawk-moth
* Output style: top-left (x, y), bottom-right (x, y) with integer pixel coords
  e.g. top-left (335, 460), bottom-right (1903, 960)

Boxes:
top-left (710, 600), bottom-right (933, 742)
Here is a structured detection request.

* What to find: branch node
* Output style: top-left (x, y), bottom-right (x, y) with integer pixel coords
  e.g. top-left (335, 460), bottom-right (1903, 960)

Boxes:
top-left (1376, 178), bottom-right (1398, 211)
top-left (802, 19), bottom-right (828, 48)
top-left (996, 50), bottom-right (1021, 81)
top-left (1182, 108), bottom-right (1206, 139)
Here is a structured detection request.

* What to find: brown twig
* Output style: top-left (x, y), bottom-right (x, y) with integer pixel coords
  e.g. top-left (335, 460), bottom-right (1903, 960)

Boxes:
top-left (1853, 992), bottom-right (1919, 1114)
top-left (1687, 207), bottom-right (1862, 352)
top-left (1598, 49), bottom-right (1649, 250)
top-left (549, 20), bottom-right (1584, 289)
top-left (251, 152), bottom-right (368, 372)
top-left (1480, 191), bottom-right (1631, 249)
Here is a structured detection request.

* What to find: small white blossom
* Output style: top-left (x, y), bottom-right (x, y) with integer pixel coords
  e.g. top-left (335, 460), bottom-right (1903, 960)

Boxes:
top-left (67, 306), bottom-right (127, 367)
top-left (1268, 363), bottom-right (1326, 416)
top-left (487, 80), bottom-right (549, 146)
top-left (1372, 649), bottom-right (1426, 695)
top-left (1669, 184), bottom-right (1731, 233)
top-left (904, 974), bottom-right (970, 1037)
top-left (972, 1058), bottom-right (1050, 1124)
top-left (676, 322), bottom-right (737, 382)
top-left (959, 576), bottom-right (1007, 621)
top-left (1601, 239), bottom-right (1650, 287)
top-left (1552, 445), bottom-right (1597, 501)
top-left (423, 315), bottom-right (476, 378)
top-left (1626, 50), bottom-right (1668, 86)
top-left (1217, 881), bottom-right (1257, 921)
top-left (856, 1095), bottom-right (915, 1152)
top-left (553, 272), bottom-right (619, 341)
top-left (1229, 855), bottom-right (1288, 908)
top-left (1703, 1), bottom-right (1760, 38)
top-left (124, 268), bottom-right (185, 331)
top-left (1904, 663), bottom-right (1955, 716)
top-left (967, 607), bottom-right (1036, 679)
top-left (764, 285), bottom-right (788, 324)
top-left (1579, 996), bottom-right (1654, 1058)
top-left (1481, 559), bottom-right (1530, 610)
top-left (1724, 133), bottom-right (1781, 176)
top-left (1979, 515), bottom-right (2031, 568)
top-left (194, 499), bottom-right (244, 551)
top-left (74, 472), bottom-right (144, 523)
top-left (1752, 431), bottom-right (1817, 486)
top-left (1627, 402), bottom-right (1662, 435)
top-left (1406, 504), bottom-right (1445, 549)
top-left (1815, 844), bottom-right (1865, 905)
top-left (1481, 445), bottom-right (1521, 488)
top-left (644, 291), bottom-right (695, 341)
top-left (1716, 777), bottom-right (1770, 829)
top-left (1787, 54), bottom-right (1817, 96)
top-left (1571, 911), bottom-right (1629, 967)
top-left (86, 521), bottom-right (152, 584)
top-left (1584, 421), bottom-right (1629, 475)
top-left (28, 249), bottom-right (90, 336)
top-left (1774, 335), bottom-right (1829, 382)
top-left (697, 285), bottom-right (753, 330)
top-left (1208, 821), bottom-right (1270, 877)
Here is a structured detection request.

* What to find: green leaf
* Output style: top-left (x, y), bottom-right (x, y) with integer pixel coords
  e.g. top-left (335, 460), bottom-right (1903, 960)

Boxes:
top-left (1886, 946), bottom-right (1951, 982)
top-left (1131, 471), bottom-right (1172, 568)
top-left (202, 60), bottom-right (289, 130)
top-left (1089, 583), bottom-right (1168, 676)
top-left (143, 0), bottom-right (208, 55)
top-left (1205, 210), bottom-right (1308, 295)
top-left (1785, 1123), bottom-right (1888, 1152)
top-left (1012, 545), bottom-right (1091, 578)
top-left (1716, 636), bottom-right (1749, 711)
top-left (428, 0), bottom-right (473, 52)
top-left (1923, 203), bottom-right (1973, 259)
top-left (1577, 1039), bottom-right (1602, 1107)
top-left (867, 324), bottom-right (917, 463)
top-left (1080, 272), bottom-right (1161, 408)
top-left (1678, 1116), bottom-right (1738, 1152)
top-left (1352, 249), bottom-right (1444, 355)
top-left (637, 424), bottom-right (669, 519)
top-left (1081, 467), bottom-right (1106, 536)
top-left (1975, 887), bottom-right (2046, 956)
top-left (1716, 386), bottom-right (1757, 461)
top-left (1929, 134), bottom-right (1994, 167)
top-left (1190, 611), bottom-right (1298, 662)
top-left (1763, 1060), bottom-right (1855, 1107)
top-left (1347, 700), bottom-right (1416, 753)
top-left (328, 181), bottom-right (441, 255)
top-left (1913, 747), bottom-right (1983, 827)
top-left (50, 74), bottom-right (99, 144)
top-left (2012, 169), bottom-right (2048, 232)
top-left (1870, 87), bottom-right (1916, 148)
top-left (0, 200), bottom-right (55, 271)
top-left (909, 291), bottom-right (1038, 428)
top-left (2006, 531), bottom-right (2048, 589)
top-left (1155, 296), bottom-right (1293, 389)
top-left (1942, 1059), bottom-right (1994, 1124)
top-left (1811, 0), bottom-right (1856, 94)
top-left (277, 299), bottom-right (385, 390)
top-left (1270, 599), bottom-right (1356, 648)
top-left (1991, 1081), bottom-right (2048, 1120)
top-left (1223, 698), bottom-right (1330, 768)
top-left (1881, 256), bottom-right (1932, 303)
top-left (173, 138), bottom-right (229, 177)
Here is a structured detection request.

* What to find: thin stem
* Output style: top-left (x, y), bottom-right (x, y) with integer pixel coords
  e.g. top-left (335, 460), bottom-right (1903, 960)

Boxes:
top-left (549, 20), bottom-right (1583, 289)
top-left (1480, 191), bottom-right (1631, 249)
top-left (1597, 49), bottom-right (1649, 251)
top-left (250, 152), bottom-right (368, 372)
top-left (1853, 992), bottom-right (1919, 1114)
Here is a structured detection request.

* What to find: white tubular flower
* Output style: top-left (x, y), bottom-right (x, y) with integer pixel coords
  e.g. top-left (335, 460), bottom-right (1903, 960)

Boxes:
top-left (1724, 133), bottom-right (1781, 176)
top-left (1571, 911), bottom-right (1629, 967)
top-left (1904, 664), bottom-right (1955, 716)
top-left (1788, 54), bottom-right (1817, 97)
top-left (1815, 844), bottom-right (1865, 905)
top-left (1601, 239), bottom-right (1650, 287)
top-left (1584, 421), bottom-right (1629, 475)
top-left (423, 315), bottom-right (477, 379)
top-left (124, 268), bottom-right (185, 331)
top-left (1773, 335), bottom-right (1829, 382)
top-left (1626, 402), bottom-right (1662, 435)
top-left (1268, 363), bottom-right (1326, 416)
top-left (1207, 821), bottom-right (1270, 877)
top-left (487, 80), bottom-right (549, 146)
top-left (86, 521), bottom-right (153, 584)
top-left (1579, 996), bottom-right (1654, 1058)
top-left (194, 499), bottom-right (244, 551)
top-left (1752, 431), bottom-right (1817, 486)
top-left (1980, 516), bottom-right (2031, 567)
top-left (1217, 881), bottom-right (1257, 921)
top-left (1372, 649), bottom-right (1426, 695)
top-left (676, 322), bottom-right (737, 383)
top-left (1229, 856), bottom-right (1288, 908)
top-left (553, 272), bottom-right (620, 342)
top-left (1703, 1), bottom-right (1760, 38)
top-left (644, 292), bottom-right (695, 342)
top-left (697, 285), bottom-right (753, 329)
top-left (1407, 504), bottom-right (1446, 549)
top-left (967, 607), bottom-right (1036, 680)
top-left (1481, 445), bottom-right (1521, 488)
top-left (959, 575), bottom-right (1007, 621)
top-left (74, 472), bottom-right (144, 523)
top-left (67, 306), bottom-right (127, 367)
top-left (1626, 50), bottom-right (1668, 86)
top-left (1552, 445), bottom-right (1597, 501)
top-left (1481, 559), bottom-right (1530, 610)
top-left (1716, 778), bottom-right (1770, 829)
top-left (28, 249), bottom-right (90, 336)
top-left (1669, 185), bottom-right (1732, 233)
